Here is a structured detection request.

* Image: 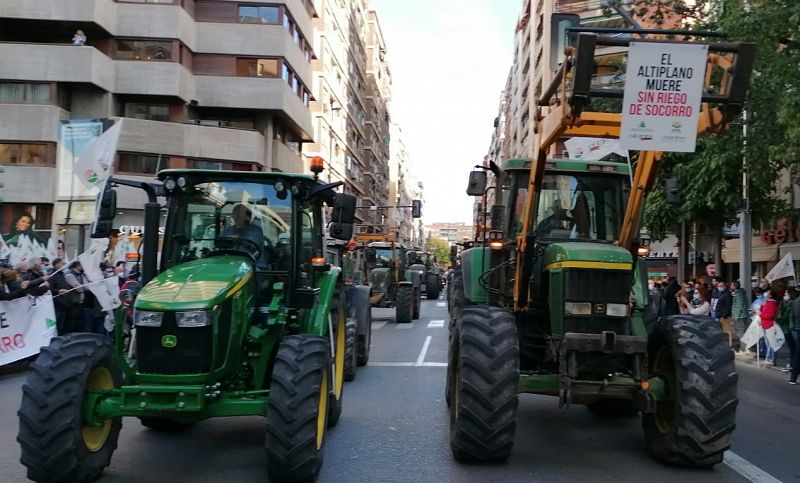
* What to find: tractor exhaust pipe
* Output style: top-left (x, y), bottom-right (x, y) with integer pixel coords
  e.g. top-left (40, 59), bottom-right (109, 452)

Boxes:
top-left (141, 202), bottom-right (160, 285)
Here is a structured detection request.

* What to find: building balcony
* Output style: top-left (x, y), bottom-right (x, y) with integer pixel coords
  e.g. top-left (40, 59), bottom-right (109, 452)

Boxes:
top-left (0, 104), bottom-right (69, 142)
top-left (0, 43), bottom-right (115, 91)
top-left (115, 1), bottom-right (196, 50)
top-left (271, 141), bottom-right (303, 173)
top-left (117, 117), bottom-right (265, 164)
top-left (115, 61), bottom-right (195, 102)
top-left (1, 166), bottom-right (56, 203)
top-left (195, 76), bottom-right (313, 138)
top-left (0, 0), bottom-right (117, 33)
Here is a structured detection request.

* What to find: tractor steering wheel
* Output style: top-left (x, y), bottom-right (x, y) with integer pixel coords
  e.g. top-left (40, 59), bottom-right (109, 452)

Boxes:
top-left (210, 236), bottom-right (263, 262)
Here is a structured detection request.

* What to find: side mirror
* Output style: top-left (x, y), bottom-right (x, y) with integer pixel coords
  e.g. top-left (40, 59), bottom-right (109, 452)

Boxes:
top-left (466, 171), bottom-right (487, 196)
top-left (329, 222), bottom-right (353, 241)
top-left (91, 188), bottom-right (117, 238)
top-left (411, 199), bottom-right (422, 218)
top-left (332, 193), bottom-right (356, 224)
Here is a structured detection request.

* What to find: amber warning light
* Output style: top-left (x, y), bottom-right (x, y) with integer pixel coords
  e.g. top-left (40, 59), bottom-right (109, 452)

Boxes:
top-left (310, 156), bottom-right (325, 175)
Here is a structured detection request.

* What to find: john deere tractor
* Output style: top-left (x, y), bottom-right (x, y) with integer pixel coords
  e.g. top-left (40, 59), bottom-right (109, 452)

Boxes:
top-left (447, 22), bottom-right (754, 468)
top-left (408, 250), bottom-right (442, 300)
top-left (18, 167), bottom-right (358, 482)
top-left (365, 240), bottom-right (422, 323)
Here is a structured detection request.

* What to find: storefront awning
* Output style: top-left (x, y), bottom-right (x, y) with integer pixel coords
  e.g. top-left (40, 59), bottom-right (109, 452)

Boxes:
top-left (722, 245), bottom-right (779, 263)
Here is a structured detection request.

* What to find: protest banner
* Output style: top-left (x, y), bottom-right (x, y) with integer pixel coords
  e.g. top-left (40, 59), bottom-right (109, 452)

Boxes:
top-left (0, 294), bottom-right (57, 366)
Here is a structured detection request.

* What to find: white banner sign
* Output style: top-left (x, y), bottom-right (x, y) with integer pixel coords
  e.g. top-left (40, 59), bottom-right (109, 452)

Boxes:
top-left (0, 294), bottom-right (57, 366)
top-left (564, 137), bottom-right (627, 161)
top-left (620, 42), bottom-right (708, 152)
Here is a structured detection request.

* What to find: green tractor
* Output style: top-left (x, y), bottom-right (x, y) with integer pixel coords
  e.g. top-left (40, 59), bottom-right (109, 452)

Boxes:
top-left (365, 240), bottom-right (422, 324)
top-left (18, 168), bottom-right (358, 482)
top-left (408, 250), bottom-right (443, 300)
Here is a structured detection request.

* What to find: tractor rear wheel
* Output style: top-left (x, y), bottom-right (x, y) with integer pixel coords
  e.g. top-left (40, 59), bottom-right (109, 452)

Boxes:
top-left (139, 418), bottom-right (194, 432)
top-left (344, 317), bottom-right (357, 382)
top-left (352, 286), bottom-right (372, 366)
top-left (426, 274), bottom-right (441, 299)
top-left (265, 335), bottom-right (331, 482)
top-left (18, 333), bottom-right (123, 483)
top-left (449, 305), bottom-right (519, 462)
top-left (643, 315), bottom-right (738, 467)
top-left (396, 285), bottom-right (413, 323)
top-left (412, 287), bottom-right (421, 320)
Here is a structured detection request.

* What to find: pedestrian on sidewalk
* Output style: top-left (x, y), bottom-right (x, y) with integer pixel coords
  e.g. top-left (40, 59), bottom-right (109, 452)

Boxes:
top-left (790, 286), bottom-right (800, 385)
top-left (716, 280), bottom-right (734, 348)
top-left (758, 289), bottom-right (779, 366)
top-left (63, 261), bottom-right (86, 334)
top-left (48, 258), bottom-right (71, 335)
top-left (778, 288), bottom-right (797, 373)
top-left (710, 276), bottom-right (723, 319)
top-left (682, 290), bottom-right (710, 316)
top-left (731, 280), bottom-right (749, 351)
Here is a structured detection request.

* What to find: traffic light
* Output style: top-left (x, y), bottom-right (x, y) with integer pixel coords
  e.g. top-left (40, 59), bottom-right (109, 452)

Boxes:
top-left (665, 177), bottom-right (681, 204)
top-left (411, 199), bottom-right (422, 218)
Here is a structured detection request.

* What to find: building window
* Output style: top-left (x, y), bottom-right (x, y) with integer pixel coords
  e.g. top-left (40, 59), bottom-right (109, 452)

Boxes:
top-left (0, 142), bottom-right (55, 166)
top-left (124, 103), bottom-right (170, 121)
top-left (239, 5), bottom-right (280, 24)
top-left (236, 58), bottom-right (280, 77)
top-left (0, 83), bottom-right (51, 104)
top-left (117, 152), bottom-right (164, 175)
top-left (115, 39), bottom-right (174, 61)
top-left (187, 159), bottom-right (253, 171)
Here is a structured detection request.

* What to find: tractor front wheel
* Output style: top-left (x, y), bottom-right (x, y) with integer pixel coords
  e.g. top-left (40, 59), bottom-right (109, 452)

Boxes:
top-left (396, 285), bottom-right (413, 323)
top-left (412, 287), bottom-right (421, 320)
top-left (18, 333), bottom-right (123, 483)
top-left (426, 274), bottom-right (441, 299)
top-left (265, 335), bottom-right (331, 482)
top-left (642, 315), bottom-right (738, 467)
top-left (449, 305), bottom-right (519, 462)
top-left (344, 317), bottom-right (357, 382)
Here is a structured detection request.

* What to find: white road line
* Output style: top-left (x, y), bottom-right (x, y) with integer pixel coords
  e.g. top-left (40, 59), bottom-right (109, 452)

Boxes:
top-left (421, 362), bottom-right (447, 367)
top-left (395, 322), bottom-right (415, 329)
top-left (371, 321), bottom-right (388, 330)
top-left (416, 336), bottom-right (432, 366)
top-left (436, 302), bottom-right (446, 307)
top-left (368, 362), bottom-right (447, 367)
top-left (724, 452), bottom-right (783, 483)
top-left (427, 320), bottom-right (445, 328)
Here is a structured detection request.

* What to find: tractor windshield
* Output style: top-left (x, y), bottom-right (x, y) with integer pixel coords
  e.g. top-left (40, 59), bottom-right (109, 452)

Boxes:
top-left (533, 172), bottom-right (628, 242)
top-left (373, 248), bottom-right (393, 267)
top-left (167, 180), bottom-right (294, 271)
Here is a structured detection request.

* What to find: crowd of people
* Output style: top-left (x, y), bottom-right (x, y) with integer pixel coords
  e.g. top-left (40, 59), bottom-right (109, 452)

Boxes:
top-left (0, 257), bottom-right (139, 337)
top-left (651, 276), bottom-right (800, 384)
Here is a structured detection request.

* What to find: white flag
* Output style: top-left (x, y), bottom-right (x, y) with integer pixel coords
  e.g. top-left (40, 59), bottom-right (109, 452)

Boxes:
top-left (74, 119), bottom-right (123, 190)
top-left (565, 137), bottom-right (628, 161)
top-left (88, 277), bottom-right (121, 312)
top-left (75, 239), bottom-right (109, 283)
top-left (0, 233), bottom-right (9, 261)
top-left (765, 253), bottom-right (795, 282)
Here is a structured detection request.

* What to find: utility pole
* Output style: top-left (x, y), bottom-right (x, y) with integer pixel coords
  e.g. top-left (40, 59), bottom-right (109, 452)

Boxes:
top-left (678, 220), bottom-right (687, 282)
top-left (739, 108), bottom-right (752, 303)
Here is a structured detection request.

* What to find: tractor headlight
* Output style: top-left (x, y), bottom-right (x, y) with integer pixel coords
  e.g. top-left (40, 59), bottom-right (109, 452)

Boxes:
top-left (135, 310), bottom-right (164, 327)
top-left (606, 303), bottom-right (628, 317)
top-left (176, 310), bottom-right (212, 327)
top-left (564, 302), bottom-right (592, 315)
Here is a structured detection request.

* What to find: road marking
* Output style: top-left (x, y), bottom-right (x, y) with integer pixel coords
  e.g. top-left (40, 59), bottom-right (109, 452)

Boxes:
top-left (436, 302), bottom-right (446, 307)
top-left (427, 320), bottom-right (445, 328)
top-left (371, 321), bottom-right (388, 330)
top-left (416, 336), bottom-right (432, 366)
top-left (395, 322), bottom-right (415, 329)
top-left (724, 451), bottom-right (783, 483)
top-left (368, 362), bottom-right (447, 367)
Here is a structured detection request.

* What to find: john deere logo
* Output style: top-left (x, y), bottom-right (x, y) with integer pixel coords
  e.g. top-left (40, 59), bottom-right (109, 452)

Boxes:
top-left (85, 170), bottom-right (98, 184)
top-left (161, 335), bottom-right (177, 348)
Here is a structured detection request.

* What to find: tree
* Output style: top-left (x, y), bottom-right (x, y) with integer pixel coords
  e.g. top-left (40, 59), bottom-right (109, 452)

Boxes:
top-left (425, 237), bottom-right (451, 268)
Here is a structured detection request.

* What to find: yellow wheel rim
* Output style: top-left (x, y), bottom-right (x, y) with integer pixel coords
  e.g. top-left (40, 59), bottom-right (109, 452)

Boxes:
top-left (334, 310), bottom-right (345, 399)
top-left (316, 368), bottom-right (328, 449)
top-left (82, 366), bottom-right (113, 452)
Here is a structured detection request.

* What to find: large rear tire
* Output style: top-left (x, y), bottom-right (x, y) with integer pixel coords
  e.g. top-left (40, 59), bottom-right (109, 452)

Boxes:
top-left (642, 315), bottom-right (738, 467)
top-left (412, 287), bottom-right (421, 320)
top-left (265, 335), bottom-right (330, 482)
top-left (353, 286), bottom-right (372, 367)
top-left (449, 306), bottom-right (519, 462)
top-left (18, 333), bottom-right (123, 483)
top-left (426, 274), bottom-right (441, 299)
top-left (396, 285), bottom-right (413, 324)
top-left (344, 317), bottom-right (357, 382)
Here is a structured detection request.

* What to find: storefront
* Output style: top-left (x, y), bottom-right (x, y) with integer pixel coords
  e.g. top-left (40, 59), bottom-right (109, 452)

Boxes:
top-left (722, 234), bottom-right (799, 283)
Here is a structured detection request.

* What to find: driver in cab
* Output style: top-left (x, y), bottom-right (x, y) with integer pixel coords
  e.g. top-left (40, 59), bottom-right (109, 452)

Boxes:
top-left (221, 204), bottom-right (266, 265)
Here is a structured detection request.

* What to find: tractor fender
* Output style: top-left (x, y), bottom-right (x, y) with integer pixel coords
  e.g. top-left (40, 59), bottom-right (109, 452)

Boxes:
top-left (306, 266), bottom-right (342, 336)
top-left (404, 269), bottom-right (422, 288)
top-left (460, 247), bottom-right (489, 304)
top-left (349, 284), bottom-right (372, 337)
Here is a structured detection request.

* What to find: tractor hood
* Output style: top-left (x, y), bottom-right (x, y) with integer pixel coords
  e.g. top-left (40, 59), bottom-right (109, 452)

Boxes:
top-left (543, 242), bottom-right (632, 270)
top-left (135, 256), bottom-right (253, 311)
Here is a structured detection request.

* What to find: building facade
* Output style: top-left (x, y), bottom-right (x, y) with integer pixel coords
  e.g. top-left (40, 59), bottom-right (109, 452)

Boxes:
top-left (386, 123), bottom-right (414, 246)
top-left (0, 0), bottom-right (316, 253)
top-left (426, 221), bottom-right (473, 244)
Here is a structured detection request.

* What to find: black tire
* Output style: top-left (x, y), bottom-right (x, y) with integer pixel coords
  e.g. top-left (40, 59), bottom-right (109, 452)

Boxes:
top-left (139, 417), bottom-right (194, 432)
top-left (448, 269), bottom-right (470, 336)
top-left (450, 306), bottom-right (519, 462)
top-left (587, 399), bottom-right (639, 418)
top-left (344, 318), bottom-right (357, 382)
top-left (356, 301), bottom-right (372, 367)
top-left (445, 321), bottom-right (459, 408)
top-left (265, 335), bottom-right (330, 482)
top-left (426, 274), bottom-right (441, 299)
top-left (412, 287), bottom-right (421, 320)
top-left (643, 315), bottom-right (738, 467)
top-left (18, 333), bottom-right (123, 483)
top-left (396, 285), bottom-right (413, 323)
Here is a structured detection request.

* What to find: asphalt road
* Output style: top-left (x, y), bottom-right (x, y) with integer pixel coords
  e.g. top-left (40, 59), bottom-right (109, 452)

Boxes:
top-left (0, 297), bottom-right (796, 482)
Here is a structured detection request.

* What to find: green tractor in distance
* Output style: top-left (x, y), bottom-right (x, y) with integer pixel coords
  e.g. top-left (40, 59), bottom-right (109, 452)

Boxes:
top-left (365, 239), bottom-right (422, 324)
top-left (408, 250), bottom-right (443, 300)
top-left (18, 168), bottom-right (357, 483)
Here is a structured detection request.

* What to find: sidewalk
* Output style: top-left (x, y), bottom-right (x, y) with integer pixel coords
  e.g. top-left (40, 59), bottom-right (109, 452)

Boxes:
top-left (734, 347), bottom-right (791, 370)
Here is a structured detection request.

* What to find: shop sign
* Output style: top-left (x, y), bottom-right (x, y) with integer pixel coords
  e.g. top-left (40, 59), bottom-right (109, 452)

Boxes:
top-left (761, 227), bottom-right (800, 245)
top-left (118, 225), bottom-right (165, 235)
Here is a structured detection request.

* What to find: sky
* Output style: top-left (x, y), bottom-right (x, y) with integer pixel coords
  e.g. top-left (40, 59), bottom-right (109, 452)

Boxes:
top-left (370, 0), bottom-right (522, 224)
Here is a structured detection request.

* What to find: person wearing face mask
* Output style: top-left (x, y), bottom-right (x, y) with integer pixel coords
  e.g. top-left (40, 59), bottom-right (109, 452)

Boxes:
top-left (715, 280), bottom-right (734, 348)
top-left (682, 289), bottom-right (710, 316)
top-left (731, 280), bottom-right (749, 351)
top-left (758, 289), bottom-right (779, 365)
top-left (777, 289), bottom-right (796, 373)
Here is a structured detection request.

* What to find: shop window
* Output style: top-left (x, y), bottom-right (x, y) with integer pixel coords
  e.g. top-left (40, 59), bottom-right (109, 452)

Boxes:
top-left (124, 103), bottom-right (170, 121)
top-left (0, 142), bottom-right (55, 166)
top-left (239, 5), bottom-right (280, 24)
top-left (0, 83), bottom-right (51, 104)
top-left (115, 39), bottom-right (174, 61)
top-left (117, 152), bottom-right (164, 175)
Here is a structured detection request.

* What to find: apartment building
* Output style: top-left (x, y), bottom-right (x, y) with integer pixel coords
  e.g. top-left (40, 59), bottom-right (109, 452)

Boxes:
top-left (426, 222), bottom-right (473, 244)
top-left (0, 0), bottom-right (316, 252)
top-left (385, 123), bottom-right (415, 245)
